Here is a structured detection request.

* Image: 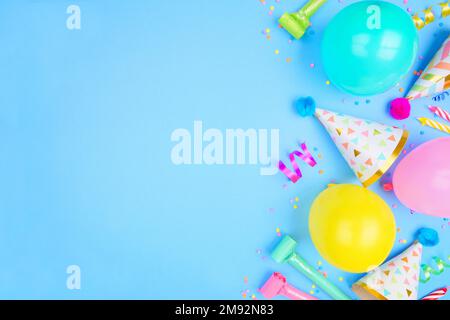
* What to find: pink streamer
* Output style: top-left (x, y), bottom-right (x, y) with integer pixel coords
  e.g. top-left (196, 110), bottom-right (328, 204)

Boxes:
top-left (278, 143), bottom-right (317, 183)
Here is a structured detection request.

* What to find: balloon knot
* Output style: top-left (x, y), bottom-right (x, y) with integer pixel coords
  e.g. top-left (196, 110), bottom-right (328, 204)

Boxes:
top-left (390, 98), bottom-right (411, 120)
top-left (417, 228), bottom-right (439, 247)
top-left (295, 96), bottom-right (316, 117)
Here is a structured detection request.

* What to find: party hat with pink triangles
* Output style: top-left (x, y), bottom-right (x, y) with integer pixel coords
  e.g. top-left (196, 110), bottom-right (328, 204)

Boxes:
top-left (390, 35), bottom-right (450, 114)
top-left (310, 107), bottom-right (408, 187)
top-left (406, 35), bottom-right (450, 101)
top-left (352, 228), bottom-right (439, 300)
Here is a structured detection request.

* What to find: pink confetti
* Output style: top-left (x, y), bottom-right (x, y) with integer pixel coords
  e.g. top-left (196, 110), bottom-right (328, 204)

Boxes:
top-left (383, 182), bottom-right (393, 191)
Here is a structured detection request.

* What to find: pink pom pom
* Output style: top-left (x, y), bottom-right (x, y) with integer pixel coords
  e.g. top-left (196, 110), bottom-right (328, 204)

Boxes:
top-left (390, 98), bottom-right (411, 120)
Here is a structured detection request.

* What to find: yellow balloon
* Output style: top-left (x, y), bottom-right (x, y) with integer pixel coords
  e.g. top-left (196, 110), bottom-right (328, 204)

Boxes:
top-left (309, 184), bottom-right (396, 273)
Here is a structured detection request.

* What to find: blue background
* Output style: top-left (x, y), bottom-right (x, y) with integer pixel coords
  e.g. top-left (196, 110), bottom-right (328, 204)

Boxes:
top-left (0, 0), bottom-right (448, 299)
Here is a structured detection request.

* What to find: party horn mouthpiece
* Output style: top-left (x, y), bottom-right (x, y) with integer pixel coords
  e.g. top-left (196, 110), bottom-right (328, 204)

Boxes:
top-left (271, 235), bottom-right (351, 300)
top-left (271, 235), bottom-right (297, 263)
top-left (259, 273), bottom-right (287, 299)
top-left (279, 0), bottom-right (328, 39)
top-left (259, 272), bottom-right (318, 300)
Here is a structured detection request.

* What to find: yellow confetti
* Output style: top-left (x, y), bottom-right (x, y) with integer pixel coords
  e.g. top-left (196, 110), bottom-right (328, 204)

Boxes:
top-left (251, 294), bottom-right (256, 299)
top-left (326, 80), bottom-right (331, 85)
top-left (270, 5), bottom-right (275, 11)
top-left (276, 227), bottom-right (280, 233)
top-left (265, 28), bottom-right (271, 34)
top-left (309, 290), bottom-right (314, 295)
top-left (317, 261), bottom-right (322, 266)
top-left (319, 170), bottom-right (324, 174)
top-left (338, 277), bottom-right (344, 282)
top-left (286, 57), bottom-right (292, 63)
top-left (295, 197), bottom-right (299, 202)
top-left (274, 49), bottom-right (279, 55)
top-left (293, 204), bottom-right (298, 209)
top-left (312, 284), bottom-right (316, 289)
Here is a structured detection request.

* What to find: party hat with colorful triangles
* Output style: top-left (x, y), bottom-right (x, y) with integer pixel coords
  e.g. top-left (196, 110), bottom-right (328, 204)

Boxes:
top-left (391, 35), bottom-right (450, 113)
top-left (352, 241), bottom-right (422, 300)
top-left (406, 35), bottom-right (450, 101)
top-left (352, 228), bottom-right (439, 300)
top-left (301, 102), bottom-right (409, 187)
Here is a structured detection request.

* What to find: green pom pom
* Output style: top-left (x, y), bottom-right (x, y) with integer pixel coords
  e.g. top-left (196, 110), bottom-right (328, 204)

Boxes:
top-left (417, 228), bottom-right (439, 247)
top-left (295, 96), bottom-right (316, 117)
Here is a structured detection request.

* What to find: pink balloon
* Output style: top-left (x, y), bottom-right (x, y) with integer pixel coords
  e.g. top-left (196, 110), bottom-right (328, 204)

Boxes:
top-left (393, 137), bottom-right (450, 218)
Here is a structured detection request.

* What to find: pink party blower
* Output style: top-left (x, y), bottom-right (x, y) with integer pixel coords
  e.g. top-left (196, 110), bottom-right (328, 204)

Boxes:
top-left (259, 272), bottom-right (318, 300)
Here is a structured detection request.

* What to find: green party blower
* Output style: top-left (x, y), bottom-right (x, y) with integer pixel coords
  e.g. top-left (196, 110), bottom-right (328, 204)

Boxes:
top-left (271, 235), bottom-right (351, 300)
top-left (279, 0), bottom-right (328, 39)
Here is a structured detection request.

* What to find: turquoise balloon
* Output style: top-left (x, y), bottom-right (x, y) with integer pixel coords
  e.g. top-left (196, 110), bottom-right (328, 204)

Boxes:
top-left (322, 1), bottom-right (418, 96)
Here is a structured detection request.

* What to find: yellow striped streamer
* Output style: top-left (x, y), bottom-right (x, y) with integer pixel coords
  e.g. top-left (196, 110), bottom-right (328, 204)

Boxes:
top-left (413, 1), bottom-right (450, 29)
top-left (441, 2), bottom-right (450, 17)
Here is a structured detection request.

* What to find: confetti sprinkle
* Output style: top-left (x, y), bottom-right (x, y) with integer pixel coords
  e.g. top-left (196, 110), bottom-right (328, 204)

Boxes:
top-left (326, 80), bottom-right (331, 85)
top-left (338, 277), bottom-right (344, 282)
top-left (286, 57), bottom-right (292, 63)
top-left (244, 276), bottom-right (248, 283)
top-left (327, 183), bottom-right (336, 188)
top-left (382, 182), bottom-right (393, 191)
top-left (274, 49), bottom-right (279, 55)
